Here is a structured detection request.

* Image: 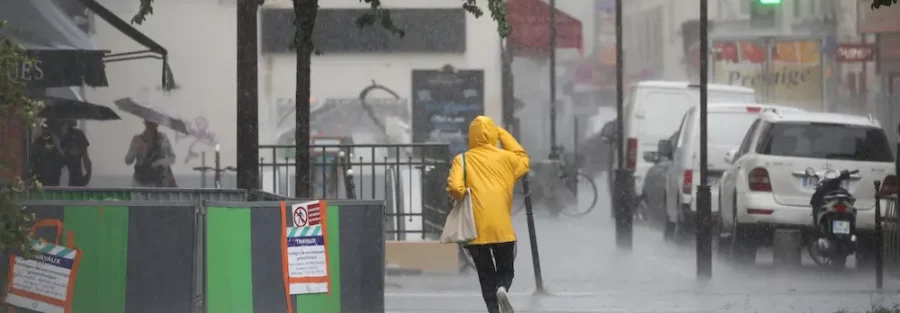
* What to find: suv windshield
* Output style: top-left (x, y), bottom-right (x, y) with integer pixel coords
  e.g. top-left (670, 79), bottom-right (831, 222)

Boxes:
top-left (757, 122), bottom-right (894, 162)
top-left (709, 112), bottom-right (758, 145)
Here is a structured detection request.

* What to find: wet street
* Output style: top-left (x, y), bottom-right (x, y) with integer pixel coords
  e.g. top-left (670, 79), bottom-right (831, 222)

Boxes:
top-left (386, 173), bottom-right (900, 313)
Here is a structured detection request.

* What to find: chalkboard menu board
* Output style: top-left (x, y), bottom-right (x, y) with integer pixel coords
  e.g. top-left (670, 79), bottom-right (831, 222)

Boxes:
top-left (412, 69), bottom-right (485, 156)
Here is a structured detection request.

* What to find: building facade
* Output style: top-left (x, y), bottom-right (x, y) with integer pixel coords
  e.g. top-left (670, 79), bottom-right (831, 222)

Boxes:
top-left (82, 0), bottom-right (503, 188)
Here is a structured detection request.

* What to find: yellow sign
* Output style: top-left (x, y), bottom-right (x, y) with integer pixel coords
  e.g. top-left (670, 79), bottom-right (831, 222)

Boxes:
top-left (713, 40), bottom-right (822, 111)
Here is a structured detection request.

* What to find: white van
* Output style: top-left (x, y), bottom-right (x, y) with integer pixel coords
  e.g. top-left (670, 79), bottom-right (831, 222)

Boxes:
top-left (661, 103), bottom-right (803, 235)
top-left (618, 81), bottom-right (756, 201)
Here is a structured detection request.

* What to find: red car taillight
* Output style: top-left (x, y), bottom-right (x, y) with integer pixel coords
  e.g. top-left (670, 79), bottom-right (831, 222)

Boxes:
top-left (748, 168), bottom-right (772, 192)
top-left (625, 138), bottom-right (637, 171)
top-left (833, 203), bottom-right (848, 213)
top-left (682, 170), bottom-right (693, 194)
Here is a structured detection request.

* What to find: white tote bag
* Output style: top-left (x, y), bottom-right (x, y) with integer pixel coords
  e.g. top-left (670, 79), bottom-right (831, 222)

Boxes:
top-left (440, 153), bottom-right (478, 244)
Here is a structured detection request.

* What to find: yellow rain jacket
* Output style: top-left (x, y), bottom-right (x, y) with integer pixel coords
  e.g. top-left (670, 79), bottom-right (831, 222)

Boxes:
top-left (447, 116), bottom-right (530, 245)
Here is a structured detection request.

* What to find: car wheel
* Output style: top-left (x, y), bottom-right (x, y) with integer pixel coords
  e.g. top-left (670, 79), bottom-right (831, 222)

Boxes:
top-left (730, 193), bottom-right (757, 264)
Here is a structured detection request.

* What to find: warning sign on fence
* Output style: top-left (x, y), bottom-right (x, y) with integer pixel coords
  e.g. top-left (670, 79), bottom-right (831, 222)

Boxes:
top-left (282, 201), bottom-right (331, 296)
top-left (292, 200), bottom-right (322, 227)
top-left (4, 219), bottom-right (82, 313)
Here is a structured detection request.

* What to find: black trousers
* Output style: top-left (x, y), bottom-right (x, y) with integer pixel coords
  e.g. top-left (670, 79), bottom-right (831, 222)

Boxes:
top-left (467, 242), bottom-right (516, 313)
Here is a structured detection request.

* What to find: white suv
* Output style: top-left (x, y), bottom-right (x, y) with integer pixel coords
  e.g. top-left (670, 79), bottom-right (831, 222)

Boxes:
top-left (718, 110), bottom-right (895, 262)
top-left (663, 103), bottom-right (803, 238)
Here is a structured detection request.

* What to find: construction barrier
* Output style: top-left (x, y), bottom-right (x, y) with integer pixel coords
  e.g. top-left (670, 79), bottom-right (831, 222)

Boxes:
top-left (27, 186), bottom-right (248, 201)
top-left (0, 198), bottom-right (385, 313)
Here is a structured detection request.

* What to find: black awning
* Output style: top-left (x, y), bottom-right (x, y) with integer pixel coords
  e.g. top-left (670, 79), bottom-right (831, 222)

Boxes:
top-left (18, 49), bottom-right (108, 88)
top-left (1, 0), bottom-right (110, 88)
top-left (75, 0), bottom-right (176, 90)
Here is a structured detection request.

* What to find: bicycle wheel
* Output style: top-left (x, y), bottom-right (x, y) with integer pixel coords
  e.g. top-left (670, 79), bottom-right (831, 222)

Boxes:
top-left (560, 172), bottom-right (598, 217)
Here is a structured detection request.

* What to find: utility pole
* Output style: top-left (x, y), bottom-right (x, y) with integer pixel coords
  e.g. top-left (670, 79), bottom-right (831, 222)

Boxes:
top-left (548, 0), bottom-right (558, 159)
top-left (613, 0), bottom-right (632, 250)
top-left (236, 0), bottom-right (259, 191)
top-left (696, 0), bottom-right (713, 280)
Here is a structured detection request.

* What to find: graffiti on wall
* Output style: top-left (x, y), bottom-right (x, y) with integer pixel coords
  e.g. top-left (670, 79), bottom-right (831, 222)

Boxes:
top-left (173, 116), bottom-right (219, 164)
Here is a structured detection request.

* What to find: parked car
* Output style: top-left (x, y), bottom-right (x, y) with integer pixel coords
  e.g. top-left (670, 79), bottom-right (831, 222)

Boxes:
top-left (614, 81), bottom-right (756, 211)
top-left (717, 110), bottom-right (895, 263)
top-left (640, 131), bottom-right (678, 224)
top-left (661, 103), bottom-right (804, 239)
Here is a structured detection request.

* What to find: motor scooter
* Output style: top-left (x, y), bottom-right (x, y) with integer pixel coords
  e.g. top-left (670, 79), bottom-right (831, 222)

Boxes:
top-left (806, 167), bottom-right (860, 269)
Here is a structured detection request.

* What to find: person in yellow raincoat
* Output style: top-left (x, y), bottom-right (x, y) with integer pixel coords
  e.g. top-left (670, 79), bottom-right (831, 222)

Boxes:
top-left (447, 116), bottom-right (529, 313)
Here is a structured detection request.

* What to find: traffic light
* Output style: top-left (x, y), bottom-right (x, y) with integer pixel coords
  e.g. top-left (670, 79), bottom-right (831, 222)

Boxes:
top-left (750, 0), bottom-right (780, 22)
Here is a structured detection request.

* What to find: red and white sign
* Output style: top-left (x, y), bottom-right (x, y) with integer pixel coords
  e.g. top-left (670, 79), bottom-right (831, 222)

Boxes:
top-left (292, 201), bottom-right (323, 227)
top-left (837, 44), bottom-right (876, 62)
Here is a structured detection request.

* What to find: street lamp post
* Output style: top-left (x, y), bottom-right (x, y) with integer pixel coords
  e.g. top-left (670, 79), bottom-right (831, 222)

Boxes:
top-left (613, 0), bottom-right (633, 250)
top-left (549, 0), bottom-right (558, 159)
top-left (696, 0), bottom-right (713, 280)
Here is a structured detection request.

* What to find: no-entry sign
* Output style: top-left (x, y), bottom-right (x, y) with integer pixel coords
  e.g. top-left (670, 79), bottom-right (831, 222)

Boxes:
top-left (292, 201), bottom-right (322, 227)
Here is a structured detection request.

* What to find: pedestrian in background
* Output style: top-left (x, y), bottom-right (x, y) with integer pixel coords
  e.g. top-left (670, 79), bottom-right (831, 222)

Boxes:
top-left (126, 120), bottom-right (177, 187)
top-left (59, 120), bottom-right (92, 187)
top-left (446, 116), bottom-right (530, 313)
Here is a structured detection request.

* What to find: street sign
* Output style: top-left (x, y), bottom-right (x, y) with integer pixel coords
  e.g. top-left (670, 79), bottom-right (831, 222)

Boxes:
top-left (837, 44), bottom-right (876, 62)
top-left (292, 201), bottom-right (323, 227)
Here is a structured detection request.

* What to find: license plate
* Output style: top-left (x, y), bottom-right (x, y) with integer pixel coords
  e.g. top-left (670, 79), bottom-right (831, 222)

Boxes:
top-left (706, 177), bottom-right (719, 185)
top-left (832, 220), bottom-right (851, 234)
top-left (803, 177), bottom-right (850, 189)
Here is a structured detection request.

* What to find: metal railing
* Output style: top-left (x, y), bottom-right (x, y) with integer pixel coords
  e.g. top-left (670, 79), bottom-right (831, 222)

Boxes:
top-left (880, 195), bottom-right (900, 275)
top-left (258, 143), bottom-right (452, 241)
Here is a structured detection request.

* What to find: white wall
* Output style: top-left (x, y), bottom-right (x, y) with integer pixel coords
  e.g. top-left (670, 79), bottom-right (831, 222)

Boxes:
top-left (83, 0), bottom-right (501, 187)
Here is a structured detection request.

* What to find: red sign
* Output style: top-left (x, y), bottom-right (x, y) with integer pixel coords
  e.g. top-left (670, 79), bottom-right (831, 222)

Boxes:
top-left (506, 0), bottom-right (583, 57)
top-left (291, 200), bottom-right (323, 227)
top-left (307, 201), bottom-right (322, 226)
top-left (837, 44), bottom-right (876, 62)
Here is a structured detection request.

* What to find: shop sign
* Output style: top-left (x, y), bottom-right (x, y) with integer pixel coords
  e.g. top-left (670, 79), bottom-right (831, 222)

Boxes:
top-left (836, 44), bottom-right (876, 62)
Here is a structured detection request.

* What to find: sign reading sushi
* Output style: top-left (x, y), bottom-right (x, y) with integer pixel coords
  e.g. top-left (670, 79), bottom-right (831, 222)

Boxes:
top-left (5, 219), bottom-right (82, 313)
top-left (283, 200), bottom-right (331, 295)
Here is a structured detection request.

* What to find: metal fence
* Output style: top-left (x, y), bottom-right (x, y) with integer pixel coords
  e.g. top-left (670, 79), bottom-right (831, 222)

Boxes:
top-left (258, 143), bottom-right (452, 241)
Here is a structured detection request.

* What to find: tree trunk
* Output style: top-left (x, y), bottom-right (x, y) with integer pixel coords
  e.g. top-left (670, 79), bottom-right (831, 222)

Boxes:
top-left (293, 0), bottom-right (318, 198)
top-left (236, 0), bottom-right (259, 191)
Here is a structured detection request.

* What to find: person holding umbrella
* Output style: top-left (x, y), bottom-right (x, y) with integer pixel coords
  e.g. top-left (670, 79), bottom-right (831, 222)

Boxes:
top-left (29, 119), bottom-right (93, 187)
top-left (126, 120), bottom-right (177, 187)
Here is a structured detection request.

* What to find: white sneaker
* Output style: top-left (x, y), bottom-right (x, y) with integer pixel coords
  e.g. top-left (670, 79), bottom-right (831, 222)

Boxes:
top-left (496, 287), bottom-right (514, 313)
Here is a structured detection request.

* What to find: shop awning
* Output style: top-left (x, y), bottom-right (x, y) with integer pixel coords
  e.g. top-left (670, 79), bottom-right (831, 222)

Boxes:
top-left (1, 0), bottom-right (109, 88)
top-left (1, 0), bottom-right (174, 90)
top-left (75, 0), bottom-right (176, 90)
top-left (506, 0), bottom-right (583, 57)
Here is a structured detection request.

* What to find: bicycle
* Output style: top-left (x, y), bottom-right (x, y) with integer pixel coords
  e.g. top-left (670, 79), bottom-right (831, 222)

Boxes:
top-left (514, 146), bottom-right (598, 217)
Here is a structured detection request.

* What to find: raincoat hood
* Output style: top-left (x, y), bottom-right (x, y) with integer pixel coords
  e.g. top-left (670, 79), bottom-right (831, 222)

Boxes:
top-left (468, 116), bottom-right (499, 148)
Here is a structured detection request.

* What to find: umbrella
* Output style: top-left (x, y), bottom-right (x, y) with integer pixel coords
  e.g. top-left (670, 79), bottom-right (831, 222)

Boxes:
top-left (114, 97), bottom-right (189, 135)
top-left (37, 96), bottom-right (121, 121)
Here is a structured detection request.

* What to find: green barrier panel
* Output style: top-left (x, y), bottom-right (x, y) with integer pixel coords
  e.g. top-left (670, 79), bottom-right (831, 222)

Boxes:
top-left (207, 206), bottom-right (255, 313)
top-left (296, 204), bottom-right (342, 313)
top-left (4, 200), bottom-right (198, 313)
top-left (204, 200), bottom-right (383, 313)
top-left (64, 205), bottom-right (130, 313)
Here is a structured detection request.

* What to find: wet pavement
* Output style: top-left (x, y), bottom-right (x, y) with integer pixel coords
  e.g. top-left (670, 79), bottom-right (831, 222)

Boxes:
top-left (386, 172), bottom-right (900, 313)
